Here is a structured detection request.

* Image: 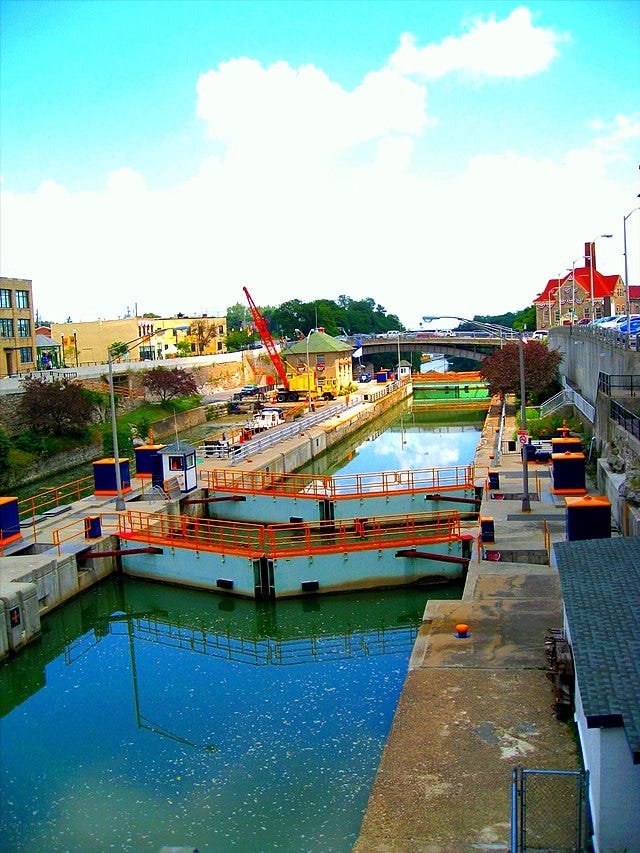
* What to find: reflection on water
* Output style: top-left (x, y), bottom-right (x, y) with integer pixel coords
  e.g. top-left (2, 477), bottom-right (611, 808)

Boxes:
top-left (1, 405), bottom-right (478, 851)
top-left (299, 406), bottom-right (483, 478)
top-left (0, 576), bottom-right (462, 852)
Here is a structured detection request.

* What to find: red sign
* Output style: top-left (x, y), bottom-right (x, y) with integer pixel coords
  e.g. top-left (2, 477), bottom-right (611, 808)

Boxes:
top-left (517, 430), bottom-right (529, 446)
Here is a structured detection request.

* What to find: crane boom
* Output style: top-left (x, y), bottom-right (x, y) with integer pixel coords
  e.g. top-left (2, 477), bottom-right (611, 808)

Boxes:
top-left (243, 286), bottom-right (290, 390)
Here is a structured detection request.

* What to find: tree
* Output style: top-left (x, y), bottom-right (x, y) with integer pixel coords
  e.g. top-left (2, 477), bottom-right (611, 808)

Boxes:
top-left (479, 341), bottom-right (562, 403)
top-left (176, 340), bottom-right (193, 357)
top-left (143, 367), bottom-right (199, 401)
top-left (189, 319), bottom-right (218, 355)
top-left (226, 302), bottom-right (252, 332)
top-left (225, 329), bottom-right (253, 352)
top-left (19, 377), bottom-right (97, 437)
top-left (108, 341), bottom-right (129, 360)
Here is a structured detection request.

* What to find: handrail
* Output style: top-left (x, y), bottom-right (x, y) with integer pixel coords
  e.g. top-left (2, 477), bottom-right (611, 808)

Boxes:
top-left (411, 371), bottom-right (485, 383)
top-left (118, 508), bottom-right (463, 560)
top-left (51, 512), bottom-right (121, 556)
top-left (18, 475), bottom-right (96, 521)
top-left (199, 464), bottom-right (474, 500)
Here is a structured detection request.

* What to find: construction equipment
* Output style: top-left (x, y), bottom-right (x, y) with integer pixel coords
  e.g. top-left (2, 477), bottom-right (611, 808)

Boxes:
top-left (243, 286), bottom-right (335, 402)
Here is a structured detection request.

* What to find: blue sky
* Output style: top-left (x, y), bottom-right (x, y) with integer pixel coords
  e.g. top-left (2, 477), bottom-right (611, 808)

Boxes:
top-left (1, 0), bottom-right (638, 326)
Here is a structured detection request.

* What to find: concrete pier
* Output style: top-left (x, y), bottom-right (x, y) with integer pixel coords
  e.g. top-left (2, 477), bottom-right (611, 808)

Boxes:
top-left (353, 397), bottom-right (580, 852)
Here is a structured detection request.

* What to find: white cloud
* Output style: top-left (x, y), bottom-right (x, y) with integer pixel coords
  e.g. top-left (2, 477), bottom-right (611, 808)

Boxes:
top-left (389, 7), bottom-right (565, 79)
top-left (1, 51), bottom-right (636, 329)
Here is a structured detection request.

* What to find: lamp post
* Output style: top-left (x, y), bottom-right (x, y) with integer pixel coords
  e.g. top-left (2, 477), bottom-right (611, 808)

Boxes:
top-left (623, 206), bottom-right (639, 348)
top-left (566, 257), bottom-right (586, 323)
top-left (518, 331), bottom-right (531, 512)
top-left (108, 329), bottom-right (164, 512)
top-left (586, 234), bottom-right (613, 321)
top-left (73, 330), bottom-right (79, 367)
top-left (548, 280), bottom-right (560, 329)
top-left (423, 315), bottom-right (530, 511)
top-left (396, 332), bottom-right (401, 378)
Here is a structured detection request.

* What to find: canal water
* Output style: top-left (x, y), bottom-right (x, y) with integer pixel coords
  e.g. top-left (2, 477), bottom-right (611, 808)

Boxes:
top-left (0, 407), bottom-right (483, 852)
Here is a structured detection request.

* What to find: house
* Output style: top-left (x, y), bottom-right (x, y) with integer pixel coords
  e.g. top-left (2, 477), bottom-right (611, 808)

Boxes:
top-left (0, 277), bottom-right (36, 377)
top-left (283, 328), bottom-right (354, 397)
top-left (553, 537), bottom-right (640, 852)
top-left (534, 243), bottom-right (625, 329)
top-left (629, 285), bottom-right (640, 315)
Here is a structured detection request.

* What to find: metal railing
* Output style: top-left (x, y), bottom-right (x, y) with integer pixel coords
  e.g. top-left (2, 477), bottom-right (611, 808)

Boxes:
top-left (200, 464), bottom-right (474, 500)
top-left (611, 399), bottom-right (640, 440)
top-left (598, 372), bottom-right (640, 396)
top-left (118, 508), bottom-right (463, 560)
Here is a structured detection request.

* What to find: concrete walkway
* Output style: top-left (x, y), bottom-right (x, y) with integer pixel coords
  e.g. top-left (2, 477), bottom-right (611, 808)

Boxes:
top-left (354, 397), bottom-right (580, 852)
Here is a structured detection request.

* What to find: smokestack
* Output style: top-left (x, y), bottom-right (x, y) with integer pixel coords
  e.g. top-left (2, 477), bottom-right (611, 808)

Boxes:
top-left (584, 242), bottom-right (596, 271)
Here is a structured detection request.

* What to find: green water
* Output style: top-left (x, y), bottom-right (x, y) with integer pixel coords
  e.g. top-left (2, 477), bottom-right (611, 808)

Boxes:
top-left (0, 577), bottom-right (462, 852)
top-left (0, 406), bottom-right (480, 851)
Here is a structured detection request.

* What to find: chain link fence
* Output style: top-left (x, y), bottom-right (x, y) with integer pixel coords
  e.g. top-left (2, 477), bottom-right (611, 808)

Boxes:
top-left (511, 767), bottom-right (590, 852)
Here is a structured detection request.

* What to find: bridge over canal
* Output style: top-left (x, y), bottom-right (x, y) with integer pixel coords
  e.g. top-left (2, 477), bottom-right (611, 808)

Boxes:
top-left (355, 333), bottom-right (508, 363)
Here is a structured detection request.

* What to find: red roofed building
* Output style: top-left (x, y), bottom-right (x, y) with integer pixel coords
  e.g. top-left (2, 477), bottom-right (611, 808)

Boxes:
top-left (629, 285), bottom-right (640, 314)
top-left (534, 242), bottom-right (625, 329)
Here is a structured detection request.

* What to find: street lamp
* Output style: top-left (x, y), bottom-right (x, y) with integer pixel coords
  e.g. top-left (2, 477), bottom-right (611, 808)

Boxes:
top-left (566, 257), bottom-right (587, 323)
top-left (518, 331), bottom-right (531, 512)
top-left (586, 234), bottom-right (613, 321)
top-left (623, 206), bottom-right (639, 348)
top-left (396, 332), bottom-right (401, 378)
top-left (108, 329), bottom-right (164, 511)
top-left (423, 314), bottom-right (531, 511)
top-left (73, 330), bottom-right (79, 367)
top-left (548, 279), bottom-right (560, 329)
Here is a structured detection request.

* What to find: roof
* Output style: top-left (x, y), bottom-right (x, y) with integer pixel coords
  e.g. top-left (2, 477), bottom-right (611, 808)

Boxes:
top-left (35, 334), bottom-right (61, 348)
top-left (554, 536), bottom-right (640, 763)
top-left (534, 267), bottom-right (622, 304)
top-left (158, 441), bottom-right (197, 455)
top-left (287, 329), bottom-right (353, 355)
top-left (630, 285), bottom-right (640, 301)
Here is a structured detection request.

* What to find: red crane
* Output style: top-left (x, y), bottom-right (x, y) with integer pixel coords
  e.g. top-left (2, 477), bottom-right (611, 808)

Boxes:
top-left (243, 286), bottom-right (290, 393)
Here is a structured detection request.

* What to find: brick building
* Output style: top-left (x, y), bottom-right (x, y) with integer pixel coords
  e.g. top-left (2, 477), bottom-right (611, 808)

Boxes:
top-left (0, 277), bottom-right (36, 377)
top-left (534, 242), bottom-right (625, 329)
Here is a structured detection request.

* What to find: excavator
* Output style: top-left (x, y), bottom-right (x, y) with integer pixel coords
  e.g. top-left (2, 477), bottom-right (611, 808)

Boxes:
top-left (243, 286), bottom-right (336, 402)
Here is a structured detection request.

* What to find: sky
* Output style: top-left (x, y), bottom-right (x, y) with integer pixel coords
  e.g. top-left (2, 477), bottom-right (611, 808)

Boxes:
top-left (1, 0), bottom-right (639, 329)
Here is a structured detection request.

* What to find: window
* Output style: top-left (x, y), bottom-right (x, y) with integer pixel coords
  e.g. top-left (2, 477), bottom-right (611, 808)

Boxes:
top-left (17, 318), bottom-right (31, 337)
top-left (169, 456), bottom-right (183, 471)
top-left (15, 290), bottom-right (29, 309)
top-left (19, 347), bottom-right (33, 364)
top-left (0, 318), bottom-right (14, 337)
top-left (0, 289), bottom-right (11, 308)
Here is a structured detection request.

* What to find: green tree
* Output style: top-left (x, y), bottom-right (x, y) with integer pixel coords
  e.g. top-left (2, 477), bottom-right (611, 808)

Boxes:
top-left (225, 329), bottom-right (253, 352)
top-left (143, 367), bottom-right (199, 402)
top-left (227, 302), bottom-right (252, 332)
top-left (108, 341), bottom-right (129, 360)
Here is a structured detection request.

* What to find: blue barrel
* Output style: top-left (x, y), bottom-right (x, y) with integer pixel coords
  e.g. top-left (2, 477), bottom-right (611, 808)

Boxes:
top-left (85, 516), bottom-right (102, 539)
top-left (480, 517), bottom-right (495, 543)
top-left (488, 471), bottom-right (500, 490)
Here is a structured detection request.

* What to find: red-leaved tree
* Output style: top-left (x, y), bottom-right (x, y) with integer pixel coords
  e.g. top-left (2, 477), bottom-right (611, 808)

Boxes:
top-left (143, 366), bottom-right (199, 401)
top-left (480, 341), bottom-right (562, 404)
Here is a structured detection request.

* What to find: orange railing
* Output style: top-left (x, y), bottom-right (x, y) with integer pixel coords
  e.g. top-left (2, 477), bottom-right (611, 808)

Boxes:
top-left (199, 464), bottom-right (474, 500)
top-left (412, 371), bottom-right (484, 383)
top-left (18, 475), bottom-right (96, 522)
top-left (119, 508), bottom-right (462, 560)
top-left (50, 513), bottom-right (123, 556)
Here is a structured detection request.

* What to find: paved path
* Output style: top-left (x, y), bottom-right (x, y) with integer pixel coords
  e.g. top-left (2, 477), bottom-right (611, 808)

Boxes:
top-left (354, 396), bottom-right (580, 852)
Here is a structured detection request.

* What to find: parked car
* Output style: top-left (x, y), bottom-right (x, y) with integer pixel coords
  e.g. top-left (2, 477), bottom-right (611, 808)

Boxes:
top-left (616, 316), bottom-right (640, 334)
top-left (532, 330), bottom-right (548, 340)
top-left (239, 384), bottom-right (260, 396)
